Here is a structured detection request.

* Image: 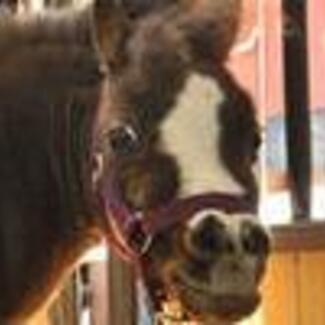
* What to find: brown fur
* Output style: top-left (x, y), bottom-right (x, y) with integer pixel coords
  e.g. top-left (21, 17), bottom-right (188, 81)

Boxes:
top-left (0, 0), bottom-right (263, 321)
top-left (0, 9), bottom-right (104, 319)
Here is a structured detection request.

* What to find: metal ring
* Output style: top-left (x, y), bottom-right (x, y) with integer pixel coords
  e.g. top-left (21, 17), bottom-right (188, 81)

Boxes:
top-left (139, 234), bottom-right (153, 256)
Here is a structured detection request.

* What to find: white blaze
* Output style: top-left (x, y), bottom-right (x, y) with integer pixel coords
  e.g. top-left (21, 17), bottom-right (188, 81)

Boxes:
top-left (160, 73), bottom-right (244, 197)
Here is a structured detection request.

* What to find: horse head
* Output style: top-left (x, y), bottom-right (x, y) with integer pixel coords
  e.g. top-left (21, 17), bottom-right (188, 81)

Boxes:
top-left (91, 0), bottom-right (270, 322)
top-left (0, 0), bottom-right (270, 323)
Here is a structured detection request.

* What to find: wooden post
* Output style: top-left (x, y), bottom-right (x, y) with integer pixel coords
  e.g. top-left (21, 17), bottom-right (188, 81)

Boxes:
top-left (107, 251), bottom-right (136, 325)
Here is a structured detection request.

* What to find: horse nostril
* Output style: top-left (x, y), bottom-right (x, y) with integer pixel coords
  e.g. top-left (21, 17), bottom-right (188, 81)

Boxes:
top-left (241, 222), bottom-right (270, 256)
top-left (189, 214), bottom-right (228, 258)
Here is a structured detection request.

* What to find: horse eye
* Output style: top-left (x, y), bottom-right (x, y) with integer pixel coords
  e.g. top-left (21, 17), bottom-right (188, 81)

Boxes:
top-left (108, 124), bottom-right (140, 156)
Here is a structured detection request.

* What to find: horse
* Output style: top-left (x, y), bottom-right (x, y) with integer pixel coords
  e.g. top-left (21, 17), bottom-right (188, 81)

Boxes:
top-left (0, 0), bottom-right (270, 323)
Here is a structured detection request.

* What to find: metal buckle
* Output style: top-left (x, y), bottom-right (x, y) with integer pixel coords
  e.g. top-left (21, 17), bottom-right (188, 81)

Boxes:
top-left (139, 234), bottom-right (153, 256)
top-left (128, 219), bottom-right (154, 256)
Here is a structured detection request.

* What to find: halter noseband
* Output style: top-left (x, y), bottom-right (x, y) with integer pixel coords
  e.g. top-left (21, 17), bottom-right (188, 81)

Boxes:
top-left (101, 171), bottom-right (257, 261)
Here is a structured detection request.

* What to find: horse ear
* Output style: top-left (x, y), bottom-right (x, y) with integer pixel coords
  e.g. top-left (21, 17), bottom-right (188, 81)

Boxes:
top-left (92, 0), bottom-right (186, 70)
top-left (92, 0), bottom-right (131, 70)
top-left (178, 0), bottom-right (241, 66)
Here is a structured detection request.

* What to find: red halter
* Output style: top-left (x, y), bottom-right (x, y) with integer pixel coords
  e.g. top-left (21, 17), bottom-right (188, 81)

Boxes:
top-left (100, 169), bottom-right (257, 262)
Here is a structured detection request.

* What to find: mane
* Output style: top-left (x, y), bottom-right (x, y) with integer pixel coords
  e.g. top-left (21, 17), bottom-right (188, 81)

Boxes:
top-left (0, 6), bottom-right (92, 54)
top-left (0, 5), bottom-right (103, 102)
top-left (0, 6), bottom-right (104, 319)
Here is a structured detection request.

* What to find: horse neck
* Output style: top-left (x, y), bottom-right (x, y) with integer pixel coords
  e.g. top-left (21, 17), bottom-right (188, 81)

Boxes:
top-left (0, 8), bottom-right (103, 319)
